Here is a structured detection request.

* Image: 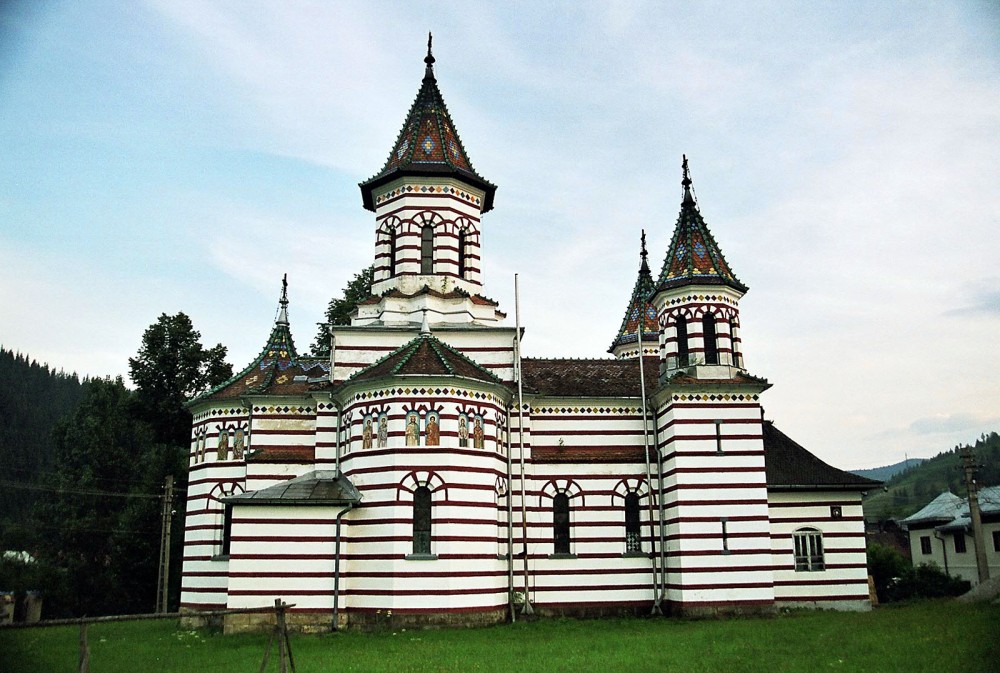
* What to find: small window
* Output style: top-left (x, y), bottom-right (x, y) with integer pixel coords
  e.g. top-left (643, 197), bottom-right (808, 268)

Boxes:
top-left (220, 504), bottom-right (233, 557)
top-left (721, 518), bottom-right (730, 554)
top-left (675, 318), bottom-right (689, 366)
top-left (830, 505), bottom-right (843, 519)
top-left (993, 530), bottom-right (1000, 553)
top-left (703, 313), bottom-right (718, 365)
top-left (413, 486), bottom-right (432, 555)
top-left (954, 532), bottom-right (967, 554)
top-left (624, 492), bottom-right (641, 553)
top-left (458, 229), bottom-right (468, 278)
top-left (387, 228), bottom-right (397, 277)
top-left (793, 528), bottom-right (824, 571)
top-left (729, 318), bottom-right (740, 367)
top-left (553, 492), bottom-right (571, 555)
top-left (715, 420), bottom-right (723, 453)
top-left (420, 224), bottom-right (434, 274)
top-left (920, 535), bottom-right (932, 555)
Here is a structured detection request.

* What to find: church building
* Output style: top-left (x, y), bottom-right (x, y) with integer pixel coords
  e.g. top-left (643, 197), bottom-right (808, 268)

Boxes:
top-left (179, 41), bottom-right (880, 632)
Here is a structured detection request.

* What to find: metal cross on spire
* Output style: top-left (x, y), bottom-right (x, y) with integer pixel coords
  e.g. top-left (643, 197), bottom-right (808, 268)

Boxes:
top-left (276, 273), bottom-right (289, 325)
top-left (424, 32), bottom-right (435, 80)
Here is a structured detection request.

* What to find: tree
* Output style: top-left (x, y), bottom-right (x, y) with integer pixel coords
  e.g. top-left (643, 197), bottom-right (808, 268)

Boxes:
top-left (31, 377), bottom-right (166, 616)
top-left (128, 313), bottom-right (233, 446)
top-left (311, 265), bottom-right (374, 355)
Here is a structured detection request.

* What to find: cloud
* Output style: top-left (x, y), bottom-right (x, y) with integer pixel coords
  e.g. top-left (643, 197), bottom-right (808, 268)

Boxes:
top-left (945, 279), bottom-right (1000, 317)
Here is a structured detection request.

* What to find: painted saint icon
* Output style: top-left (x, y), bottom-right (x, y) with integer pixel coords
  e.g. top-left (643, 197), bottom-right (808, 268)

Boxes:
top-left (458, 414), bottom-right (469, 447)
top-left (405, 413), bottom-right (419, 446)
top-left (377, 414), bottom-right (388, 448)
top-left (426, 412), bottom-right (440, 446)
top-left (473, 416), bottom-right (484, 449)
top-left (217, 427), bottom-right (229, 460)
top-left (362, 416), bottom-right (374, 449)
top-left (233, 427), bottom-right (245, 460)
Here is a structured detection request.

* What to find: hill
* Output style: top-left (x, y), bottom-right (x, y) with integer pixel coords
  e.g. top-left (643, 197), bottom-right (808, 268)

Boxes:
top-left (863, 431), bottom-right (1000, 521)
top-left (0, 347), bottom-right (90, 546)
top-left (851, 458), bottom-right (926, 482)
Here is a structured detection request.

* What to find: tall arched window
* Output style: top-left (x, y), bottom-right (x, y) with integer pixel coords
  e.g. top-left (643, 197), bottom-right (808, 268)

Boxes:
top-left (387, 228), bottom-right (397, 277)
top-left (729, 318), bottom-right (740, 367)
top-left (220, 503), bottom-right (233, 557)
top-left (703, 313), bottom-right (719, 365)
top-left (458, 229), bottom-right (468, 278)
top-left (675, 317), bottom-right (689, 367)
top-left (413, 485), bottom-right (432, 555)
top-left (553, 492), bottom-right (571, 555)
top-left (420, 224), bottom-right (434, 274)
top-left (624, 491), bottom-right (642, 553)
top-left (793, 528), bottom-right (824, 571)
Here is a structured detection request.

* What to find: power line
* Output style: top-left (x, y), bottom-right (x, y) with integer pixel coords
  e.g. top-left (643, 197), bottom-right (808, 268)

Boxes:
top-left (0, 478), bottom-right (175, 500)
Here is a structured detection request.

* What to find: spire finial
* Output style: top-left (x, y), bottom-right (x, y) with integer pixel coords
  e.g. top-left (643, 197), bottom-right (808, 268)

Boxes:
top-left (681, 154), bottom-right (695, 206)
top-left (424, 32), bottom-right (436, 81)
top-left (420, 308), bottom-right (431, 336)
top-left (276, 273), bottom-right (289, 325)
top-left (640, 229), bottom-right (649, 273)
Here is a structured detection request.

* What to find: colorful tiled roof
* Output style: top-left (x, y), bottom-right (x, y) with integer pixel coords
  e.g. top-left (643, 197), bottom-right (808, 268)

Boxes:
top-left (763, 422), bottom-right (882, 490)
top-left (521, 358), bottom-right (659, 398)
top-left (189, 276), bottom-right (315, 405)
top-left (359, 35), bottom-right (496, 212)
top-left (655, 156), bottom-right (747, 294)
top-left (609, 231), bottom-right (659, 353)
top-left (348, 333), bottom-right (502, 385)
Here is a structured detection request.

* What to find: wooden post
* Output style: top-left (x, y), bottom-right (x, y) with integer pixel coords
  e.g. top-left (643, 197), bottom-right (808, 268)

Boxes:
top-left (156, 475), bottom-right (175, 613)
top-left (78, 623), bottom-right (90, 673)
top-left (274, 598), bottom-right (288, 673)
top-left (961, 447), bottom-right (990, 583)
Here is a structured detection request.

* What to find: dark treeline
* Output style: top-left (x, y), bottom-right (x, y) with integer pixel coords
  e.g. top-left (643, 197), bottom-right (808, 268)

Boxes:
top-left (863, 431), bottom-right (1000, 520)
top-left (0, 315), bottom-right (232, 618)
top-left (0, 347), bottom-right (91, 540)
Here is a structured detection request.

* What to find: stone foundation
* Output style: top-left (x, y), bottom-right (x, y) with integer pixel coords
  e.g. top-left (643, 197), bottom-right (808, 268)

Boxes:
top-left (666, 600), bottom-right (777, 619)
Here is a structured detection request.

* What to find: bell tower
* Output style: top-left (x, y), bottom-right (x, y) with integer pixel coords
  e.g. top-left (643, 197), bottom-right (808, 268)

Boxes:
top-left (356, 35), bottom-right (503, 327)
top-left (649, 157), bottom-right (748, 379)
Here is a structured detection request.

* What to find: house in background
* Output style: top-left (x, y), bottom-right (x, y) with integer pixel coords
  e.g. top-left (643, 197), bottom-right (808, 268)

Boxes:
top-left (179, 42), bottom-right (881, 633)
top-left (900, 486), bottom-right (1000, 585)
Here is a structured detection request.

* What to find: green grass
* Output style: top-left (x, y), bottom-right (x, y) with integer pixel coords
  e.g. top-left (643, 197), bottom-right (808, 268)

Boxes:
top-left (2, 601), bottom-right (997, 673)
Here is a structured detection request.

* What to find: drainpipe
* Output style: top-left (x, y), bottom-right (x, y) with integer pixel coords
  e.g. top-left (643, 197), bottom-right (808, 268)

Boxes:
top-left (934, 530), bottom-right (950, 576)
top-left (514, 275), bottom-right (533, 615)
top-left (506, 404), bottom-right (516, 623)
top-left (332, 503), bottom-right (354, 630)
top-left (656, 430), bottom-right (667, 607)
top-left (332, 395), bottom-right (344, 475)
top-left (637, 325), bottom-right (662, 615)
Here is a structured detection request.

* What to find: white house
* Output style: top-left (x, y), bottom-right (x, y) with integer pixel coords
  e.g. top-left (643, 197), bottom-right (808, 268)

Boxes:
top-left (179, 42), bottom-right (880, 632)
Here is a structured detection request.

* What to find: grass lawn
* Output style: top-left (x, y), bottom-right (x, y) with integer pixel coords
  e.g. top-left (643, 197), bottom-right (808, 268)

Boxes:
top-left (1, 600), bottom-right (996, 673)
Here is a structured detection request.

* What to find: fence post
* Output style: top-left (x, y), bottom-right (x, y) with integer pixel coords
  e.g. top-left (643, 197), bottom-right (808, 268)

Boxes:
top-left (78, 623), bottom-right (90, 673)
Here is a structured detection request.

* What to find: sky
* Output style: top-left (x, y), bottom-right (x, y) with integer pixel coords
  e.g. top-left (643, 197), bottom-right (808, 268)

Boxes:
top-left (1, 1), bottom-right (998, 470)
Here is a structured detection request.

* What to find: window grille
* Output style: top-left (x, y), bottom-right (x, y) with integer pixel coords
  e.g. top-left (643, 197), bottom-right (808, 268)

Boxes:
top-left (793, 528), bottom-right (825, 571)
top-left (624, 491), bottom-right (641, 553)
top-left (413, 486), bottom-right (432, 555)
top-left (553, 492), bottom-right (570, 555)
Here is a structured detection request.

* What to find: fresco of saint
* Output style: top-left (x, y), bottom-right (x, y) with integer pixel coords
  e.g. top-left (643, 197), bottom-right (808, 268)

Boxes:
top-left (377, 414), bottom-right (388, 448)
top-left (426, 412), bottom-right (440, 446)
top-left (233, 427), bottom-right (245, 460)
top-left (362, 416), bottom-right (374, 449)
top-left (406, 413), bottom-right (419, 446)
top-left (458, 414), bottom-right (469, 447)
top-left (217, 427), bottom-right (229, 460)
top-left (473, 416), bottom-right (484, 449)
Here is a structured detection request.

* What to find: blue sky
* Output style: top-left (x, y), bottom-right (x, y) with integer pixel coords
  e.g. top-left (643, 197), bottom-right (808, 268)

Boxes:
top-left (1, 1), bottom-right (998, 469)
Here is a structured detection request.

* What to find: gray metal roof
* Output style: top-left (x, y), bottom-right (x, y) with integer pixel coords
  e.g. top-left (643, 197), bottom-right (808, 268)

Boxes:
top-left (225, 470), bottom-right (362, 506)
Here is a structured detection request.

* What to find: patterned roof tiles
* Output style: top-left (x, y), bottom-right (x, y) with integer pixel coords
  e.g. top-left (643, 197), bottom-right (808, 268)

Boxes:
top-left (360, 38), bottom-right (496, 212)
top-left (609, 232), bottom-right (659, 353)
top-left (655, 157), bottom-right (747, 295)
top-left (521, 358), bottom-right (659, 398)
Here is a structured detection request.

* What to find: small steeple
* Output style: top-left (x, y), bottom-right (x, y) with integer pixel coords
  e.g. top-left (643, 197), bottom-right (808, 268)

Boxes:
top-left (654, 156), bottom-right (747, 294)
top-left (359, 36), bottom-right (496, 212)
top-left (424, 32), bottom-right (435, 81)
top-left (276, 273), bottom-right (290, 326)
top-left (609, 230), bottom-right (659, 358)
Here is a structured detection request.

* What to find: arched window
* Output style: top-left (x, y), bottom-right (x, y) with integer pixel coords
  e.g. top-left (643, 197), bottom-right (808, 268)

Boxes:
top-left (703, 313), bottom-right (719, 365)
top-left (793, 528), bottom-right (824, 571)
top-left (413, 485), bottom-right (432, 555)
top-left (387, 228), bottom-right (397, 277)
top-left (675, 317), bottom-right (689, 367)
top-left (553, 492), bottom-right (571, 555)
top-left (420, 224), bottom-right (434, 274)
top-left (624, 491), bottom-right (642, 553)
top-left (730, 318), bottom-right (740, 368)
top-left (458, 229), bottom-right (468, 278)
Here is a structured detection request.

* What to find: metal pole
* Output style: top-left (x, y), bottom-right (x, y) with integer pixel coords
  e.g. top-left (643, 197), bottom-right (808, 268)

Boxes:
top-left (156, 475), bottom-right (174, 613)
top-left (514, 274), bottom-right (533, 615)
top-left (506, 406), bottom-right (516, 623)
top-left (637, 325), bottom-right (662, 615)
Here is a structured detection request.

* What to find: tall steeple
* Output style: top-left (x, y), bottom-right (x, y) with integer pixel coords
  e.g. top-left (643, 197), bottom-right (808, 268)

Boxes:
top-left (609, 230), bottom-right (659, 359)
top-left (359, 33), bottom-right (496, 213)
top-left (351, 37), bottom-right (504, 328)
top-left (654, 156), bottom-right (746, 295)
top-left (650, 158), bottom-right (748, 376)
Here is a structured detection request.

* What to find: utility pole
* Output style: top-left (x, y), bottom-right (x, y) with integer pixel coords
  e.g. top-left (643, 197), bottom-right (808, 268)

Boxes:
top-left (156, 475), bottom-right (175, 613)
top-left (959, 447), bottom-right (990, 583)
